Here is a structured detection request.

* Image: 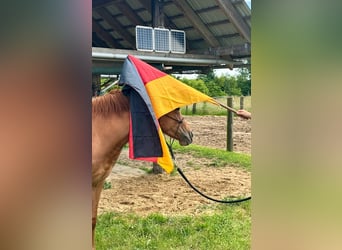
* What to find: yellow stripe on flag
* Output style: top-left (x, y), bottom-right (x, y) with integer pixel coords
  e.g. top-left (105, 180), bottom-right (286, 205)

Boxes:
top-left (145, 75), bottom-right (219, 118)
top-left (156, 127), bottom-right (174, 173)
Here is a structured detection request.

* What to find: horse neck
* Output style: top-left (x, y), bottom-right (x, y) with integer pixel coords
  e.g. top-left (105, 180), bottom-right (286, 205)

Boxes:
top-left (92, 110), bottom-right (130, 167)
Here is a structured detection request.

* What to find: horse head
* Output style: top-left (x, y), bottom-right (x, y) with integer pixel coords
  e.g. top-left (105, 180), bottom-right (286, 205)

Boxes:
top-left (159, 108), bottom-right (193, 146)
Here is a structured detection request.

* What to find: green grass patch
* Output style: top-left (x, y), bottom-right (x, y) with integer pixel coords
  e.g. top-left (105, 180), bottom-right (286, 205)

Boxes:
top-left (139, 166), bottom-right (153, 174)
top-left (172, 143), bottom-right (251, 171)
top-left (96, 201), bottom-right (251, 250)
top-left (103, 181), bottom-right (112, 190)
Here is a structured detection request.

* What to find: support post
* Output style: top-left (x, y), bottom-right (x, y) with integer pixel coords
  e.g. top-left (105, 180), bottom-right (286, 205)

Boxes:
top-left (227, 97), bottom-right (233, 151)
top-left (152, 0), bottom-right (165, 27)
top-left (151, 0), bottom-right (166, 174)
top-left (92, 74), bottom-right (101, 97)
top-left (240, 96), bottom-right (244, 110)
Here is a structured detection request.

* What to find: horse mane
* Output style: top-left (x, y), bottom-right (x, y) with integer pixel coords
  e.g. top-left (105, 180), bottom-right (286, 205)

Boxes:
top-left (92, 89), bottom-right (129, 117)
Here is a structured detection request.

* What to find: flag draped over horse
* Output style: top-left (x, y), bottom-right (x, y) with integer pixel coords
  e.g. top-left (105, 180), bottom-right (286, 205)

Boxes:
top-left (119, 55), bottom-right (219, 173)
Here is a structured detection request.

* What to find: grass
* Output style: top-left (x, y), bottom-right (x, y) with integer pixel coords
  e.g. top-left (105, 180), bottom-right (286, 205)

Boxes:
top-left (96, 201), bottom-right (251, 250)
top-left (181, 96), bottom-right (251, 116)
top-left (172, 142), bottom-right (251, 171)
top-left (103, 181), bottom-right (112, 190)
top-left (96, 143), bottom-right (251, 250)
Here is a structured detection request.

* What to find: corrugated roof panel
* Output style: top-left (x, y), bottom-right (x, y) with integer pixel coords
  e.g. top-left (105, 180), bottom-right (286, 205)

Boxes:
top-left (197, 9), bottom-right (226, 24)
top-left (137, 10), bottom-right (151, 23)
top-left (235, 2), bottom-right (251, 29)
top-left (92, 0), bottom-right (251, 64)
top-left (116, 15), bottom-right (130, 26)
top-left (220, 36), bottom-right (246, 46)
top-left (92, 11), bottom-right (101, 19)
top-left (209, 22), bottom-right (236, 36)
top-left (185, 29), bottom-right (201, 40)
top-left (109, 31), bottom-right (121, 39)
top-left (172, 17), bottom-right (191, 29)
top-left (119, 40), bottom-right (131, 48)
top-left (164, 3), bottom-right (183, 17)
top-left (127, 27), bottom-right (135, 35)
top-left (187, 0), bottom-right (217, 11)
top-left (98, 21), bottom-right (111, 30)
top-left (188, 40), bottom-right (207, 50)
top-left (126, 0), bottom-right (143, 9)
top-left (105, 5), bottom-right (120, 16)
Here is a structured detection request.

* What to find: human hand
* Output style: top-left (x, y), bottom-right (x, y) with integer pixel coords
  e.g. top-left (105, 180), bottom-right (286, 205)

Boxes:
top-left (236, 110), bottom-right (251, 119)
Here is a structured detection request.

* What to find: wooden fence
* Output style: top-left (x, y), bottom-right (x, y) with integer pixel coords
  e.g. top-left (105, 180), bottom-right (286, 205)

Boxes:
top-left (182, 96), bottom-right (251, 152)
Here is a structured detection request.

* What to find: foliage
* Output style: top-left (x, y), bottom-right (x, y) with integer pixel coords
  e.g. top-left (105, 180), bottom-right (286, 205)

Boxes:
top-left (181, 68), bottom-right (251, 97)
top-left (236, 68), bottom-right (251, 96)
top-left (103, 181), bottom-right (112, 190)
top-left (217, 76), bottom-right (241, 96)
top-left (181, 78), bottom-right (209, 95)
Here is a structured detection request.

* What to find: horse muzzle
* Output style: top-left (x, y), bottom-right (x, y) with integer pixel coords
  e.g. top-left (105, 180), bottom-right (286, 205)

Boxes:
top-left (179, 131), bottom-right (193, 146)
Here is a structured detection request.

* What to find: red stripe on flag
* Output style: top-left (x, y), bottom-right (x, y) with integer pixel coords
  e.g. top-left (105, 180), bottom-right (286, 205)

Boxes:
top-left (129, 113), bottom-right (158, 162)
top-left (128, 55), bottom-right (166, 84)
top-left (128, 114), bottom-right (134, 159)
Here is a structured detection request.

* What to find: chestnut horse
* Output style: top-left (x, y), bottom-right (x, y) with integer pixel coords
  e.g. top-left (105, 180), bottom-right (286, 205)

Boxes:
top-left (92, 89), bottom-right (193, 249)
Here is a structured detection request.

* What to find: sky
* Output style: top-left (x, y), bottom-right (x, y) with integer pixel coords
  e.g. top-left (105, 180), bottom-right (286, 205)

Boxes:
top-left (245, 0), bottom-right (251, 8)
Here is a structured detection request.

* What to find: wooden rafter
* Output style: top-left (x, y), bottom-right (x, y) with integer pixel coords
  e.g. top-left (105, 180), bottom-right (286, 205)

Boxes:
top-left (96, 7), bottom-right (135, 47)
top-left (190, 32), bottom-right (240, 43)
top-left (214, 0), bottom-right (251, 42)
top-left (172, 0), bottom-right (220, 48)
top-left (92, 19), bottom-right (120, 48)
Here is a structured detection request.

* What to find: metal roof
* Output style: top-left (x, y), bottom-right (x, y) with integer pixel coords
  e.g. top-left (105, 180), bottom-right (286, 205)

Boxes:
top-left (92, 0), bottom-right (251, 74)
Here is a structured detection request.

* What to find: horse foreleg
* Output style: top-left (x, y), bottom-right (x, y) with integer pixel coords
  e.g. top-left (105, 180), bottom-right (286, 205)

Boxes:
top-left (92, 181), bottom-right (104, 250)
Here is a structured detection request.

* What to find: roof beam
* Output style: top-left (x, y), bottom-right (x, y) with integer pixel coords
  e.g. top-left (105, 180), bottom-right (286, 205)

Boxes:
top-left (173, 0), bottom-right (220, 48)
top-left (96, 7), bottom-right (135, 47)
top-left (214, 0), bottom-right (251, 42)
top-left (92, 19), bottom-right (121, 48)
top-left (209, 43), bottom-right (251, 57)
top-left (190, 32), bottom-right (240, 42)
top-left (196, 6), bottom-right (220, 14)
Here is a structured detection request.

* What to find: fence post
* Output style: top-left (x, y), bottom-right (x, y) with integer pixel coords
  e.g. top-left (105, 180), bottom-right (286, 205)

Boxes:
top-left (192, 103), bottom-right (197, 114)
top-left (227, 97), bottom-right (233, 152)
top-left (240, 96), bottom-right (244, 110)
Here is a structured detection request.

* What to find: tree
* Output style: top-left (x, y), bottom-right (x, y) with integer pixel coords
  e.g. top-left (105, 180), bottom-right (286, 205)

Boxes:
top-left (181, 78), bottom-right (209, 95)
top-left (218, 76), bottom-right (242, 96)
top-left (236, 68), bottom-right (251, 96)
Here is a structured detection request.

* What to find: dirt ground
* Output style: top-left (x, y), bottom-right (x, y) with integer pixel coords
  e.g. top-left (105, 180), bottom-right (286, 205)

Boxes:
top-left (184, 116), bottom-right (251, 154)
top-left (98, 116), bottom-right (251, 216)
